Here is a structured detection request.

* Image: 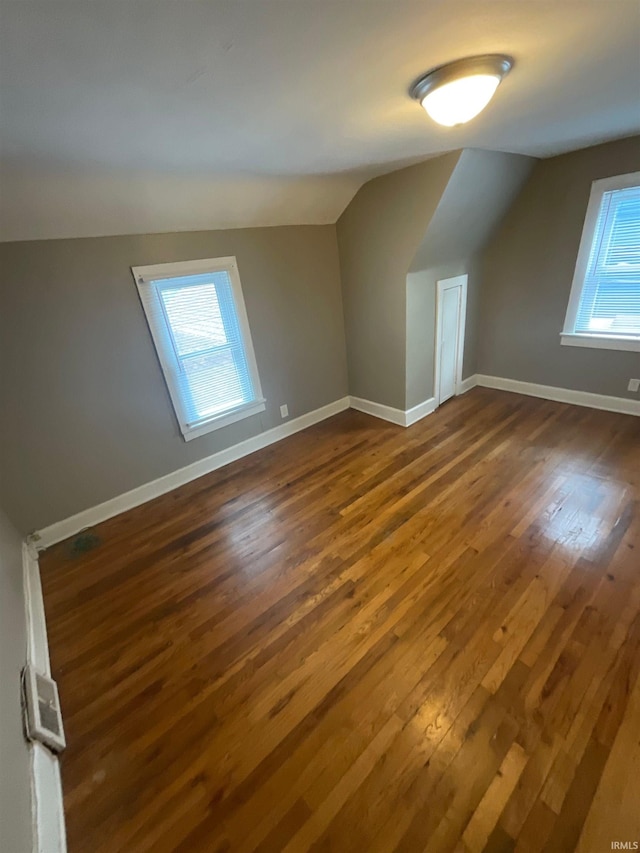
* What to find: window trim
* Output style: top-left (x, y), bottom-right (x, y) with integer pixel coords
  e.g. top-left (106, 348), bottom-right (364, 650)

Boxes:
top-left (132, 256), bottom-right (265, 441)
top-left (561, 171), bottom-right (640, 353)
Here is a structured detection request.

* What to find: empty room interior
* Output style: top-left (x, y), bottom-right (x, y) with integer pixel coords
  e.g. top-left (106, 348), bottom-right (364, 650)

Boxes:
top-left (1, 2), bottom-right (640, 852)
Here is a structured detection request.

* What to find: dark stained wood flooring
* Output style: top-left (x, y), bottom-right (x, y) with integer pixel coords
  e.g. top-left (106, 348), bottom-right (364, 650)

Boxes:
top-left (39, 388), bottom-right (640, 852)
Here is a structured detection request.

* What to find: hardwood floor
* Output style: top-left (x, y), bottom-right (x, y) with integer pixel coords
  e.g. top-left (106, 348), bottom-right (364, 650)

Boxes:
top-left (39, 388), bottom-right (640, 853)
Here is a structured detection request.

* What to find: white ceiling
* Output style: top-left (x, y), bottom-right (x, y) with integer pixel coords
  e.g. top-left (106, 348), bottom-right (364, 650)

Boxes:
top-left (1, 0), bottom-right (639, 241)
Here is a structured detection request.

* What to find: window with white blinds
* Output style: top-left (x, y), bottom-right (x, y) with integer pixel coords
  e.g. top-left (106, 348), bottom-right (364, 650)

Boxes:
top-left (562, 172), bottom-right (640, 352)
top-left (133, 257), bottom-right (265, 440)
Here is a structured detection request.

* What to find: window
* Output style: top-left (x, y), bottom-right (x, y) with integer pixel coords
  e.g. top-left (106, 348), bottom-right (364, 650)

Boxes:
top-left (561, 172), bottom-right (640, 352)
top-left (133, 257), bottom-right (265, 440)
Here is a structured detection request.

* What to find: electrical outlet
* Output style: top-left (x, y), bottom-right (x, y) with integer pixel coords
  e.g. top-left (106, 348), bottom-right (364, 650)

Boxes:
top-left (628, 379), bottom-right (640, 393)
top-left (280, 404), bottom-right (289, 418)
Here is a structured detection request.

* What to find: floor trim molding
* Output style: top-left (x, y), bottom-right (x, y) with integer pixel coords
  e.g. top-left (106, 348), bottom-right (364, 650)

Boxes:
top-left (457, 374), bottom-right (478, 394)
top-left (474, 374), bottom-right (640, 417)
top-left (348, 396), bottom-right (406, 426)
top-left (23, 543), bottom-right (52, 676)
top-left (349, 396), bottom-right (436, 428)
top-left (33, 376), bottom-right (638, 552)
top-left (23, 544), bottom-right (67, 853)
top-left (404, 397), bottom-right (437, 426)
top-left (33, 397), bottom-right (351, 550)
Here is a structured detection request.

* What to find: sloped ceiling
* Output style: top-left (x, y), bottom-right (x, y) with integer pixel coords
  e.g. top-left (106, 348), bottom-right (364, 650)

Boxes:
top-left (409, 149), bottom-right (536, 272)
top-left (0, 169), bottom-right (361, 244)
top-left (337, 152), bottom-right (463, 409)
top-left (336, 147), bottom-right (536, 409)
top-left (1, 0), bottom-right (639, 241)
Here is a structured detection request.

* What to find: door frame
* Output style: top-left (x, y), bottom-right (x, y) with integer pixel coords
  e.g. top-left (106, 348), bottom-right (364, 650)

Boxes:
top-left (434, 274), bottom-right (468, 407)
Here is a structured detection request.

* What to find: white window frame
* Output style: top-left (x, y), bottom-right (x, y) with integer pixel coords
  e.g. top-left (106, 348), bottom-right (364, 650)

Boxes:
top-left (132, 256), bottom-right (265, 441)
top-left (561, 171), bottom-right (640, 353)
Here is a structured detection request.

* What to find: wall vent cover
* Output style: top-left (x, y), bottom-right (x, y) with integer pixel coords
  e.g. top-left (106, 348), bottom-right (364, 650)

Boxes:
top-left (23, 664), bottom-right (66, 753)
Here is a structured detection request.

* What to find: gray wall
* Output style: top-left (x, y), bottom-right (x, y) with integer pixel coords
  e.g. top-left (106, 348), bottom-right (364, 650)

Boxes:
top-left (405, 150), bottom-right (536, 408)
top-left (0, 507), bottom-right (33, 853)
top-left (336, 152), bottom-right (461, 410)
top-left (478, 135), bottom-right (640, 396)
top-left (0, 225), bottom-right (348, 532)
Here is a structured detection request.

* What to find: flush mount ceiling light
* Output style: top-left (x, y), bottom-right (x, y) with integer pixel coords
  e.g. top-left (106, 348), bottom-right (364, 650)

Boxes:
top-left (411, 55), bottom-right (513, 127)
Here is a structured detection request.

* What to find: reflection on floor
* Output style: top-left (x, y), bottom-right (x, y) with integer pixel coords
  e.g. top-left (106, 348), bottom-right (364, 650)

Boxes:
top-left (40, 388), bottom-right (640, 852)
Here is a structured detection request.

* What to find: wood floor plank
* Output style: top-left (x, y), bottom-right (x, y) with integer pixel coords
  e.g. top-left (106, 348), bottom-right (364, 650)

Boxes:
top-left (39, 389), bottom-right (640, 852)
top-left (575, 664), bottom-right (640, 852)
top-left (460, 741), bottom-right (528, 853)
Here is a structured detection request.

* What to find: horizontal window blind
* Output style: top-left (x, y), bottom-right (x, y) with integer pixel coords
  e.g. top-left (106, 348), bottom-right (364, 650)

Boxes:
top-left (134, 259), bottom-right (264, 438)
top-left (575, 185), bottom-right (640, 337)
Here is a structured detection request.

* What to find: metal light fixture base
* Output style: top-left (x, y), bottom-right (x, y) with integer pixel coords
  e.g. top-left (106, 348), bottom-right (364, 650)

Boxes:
top-left (410, 54), bottom-right (514, 104)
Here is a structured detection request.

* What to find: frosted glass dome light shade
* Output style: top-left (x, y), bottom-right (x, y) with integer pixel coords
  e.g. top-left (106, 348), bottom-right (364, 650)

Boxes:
top-left (411, 55), bottom-right (513, 127)
top-left (422, 75), bottom-right (500, 126)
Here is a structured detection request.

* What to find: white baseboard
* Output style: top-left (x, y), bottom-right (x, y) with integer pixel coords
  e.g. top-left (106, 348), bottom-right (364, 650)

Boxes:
top-left (33, 397), bottom-right (350, 550)
top-left (23, 543), bottom-right (51, 677)
top-left (32, 375), bottom-right (638, 553)
top-left (30, 744), bottom-right (66, 853)
top-left (457, 374), bottom-right (478, 394)
top-left (348, 396), bottom-right (406, 426)
top-left (23, 544), bottom-right (67, 853)
top-left (475, 374), bottom-right (640, 417)
top-left (404, 397), bottom-right (437, 426)
top-left (349, 395), bottom-right (436, 428)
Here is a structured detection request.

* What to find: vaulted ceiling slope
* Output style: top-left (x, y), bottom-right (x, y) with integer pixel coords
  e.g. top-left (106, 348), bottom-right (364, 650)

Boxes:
top-left (1, 0), bottom-right (639, 241)
top-left (409, 149), bottom-right (536, 272)
top-left (338, 152), bottom-right (463, 410)
top-left (337, 149), bottom-right (535, 410)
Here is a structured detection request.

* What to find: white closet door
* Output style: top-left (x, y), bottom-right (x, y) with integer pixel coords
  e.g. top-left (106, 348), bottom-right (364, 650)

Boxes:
top-left (438, 285), bottom-right (460, 403)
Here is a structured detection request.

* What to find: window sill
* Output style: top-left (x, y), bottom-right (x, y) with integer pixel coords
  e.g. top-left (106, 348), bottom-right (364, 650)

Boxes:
top-left (560, 333), bottom-right (640, 353)
top-left (182, 399), bottom-right (266, 441)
